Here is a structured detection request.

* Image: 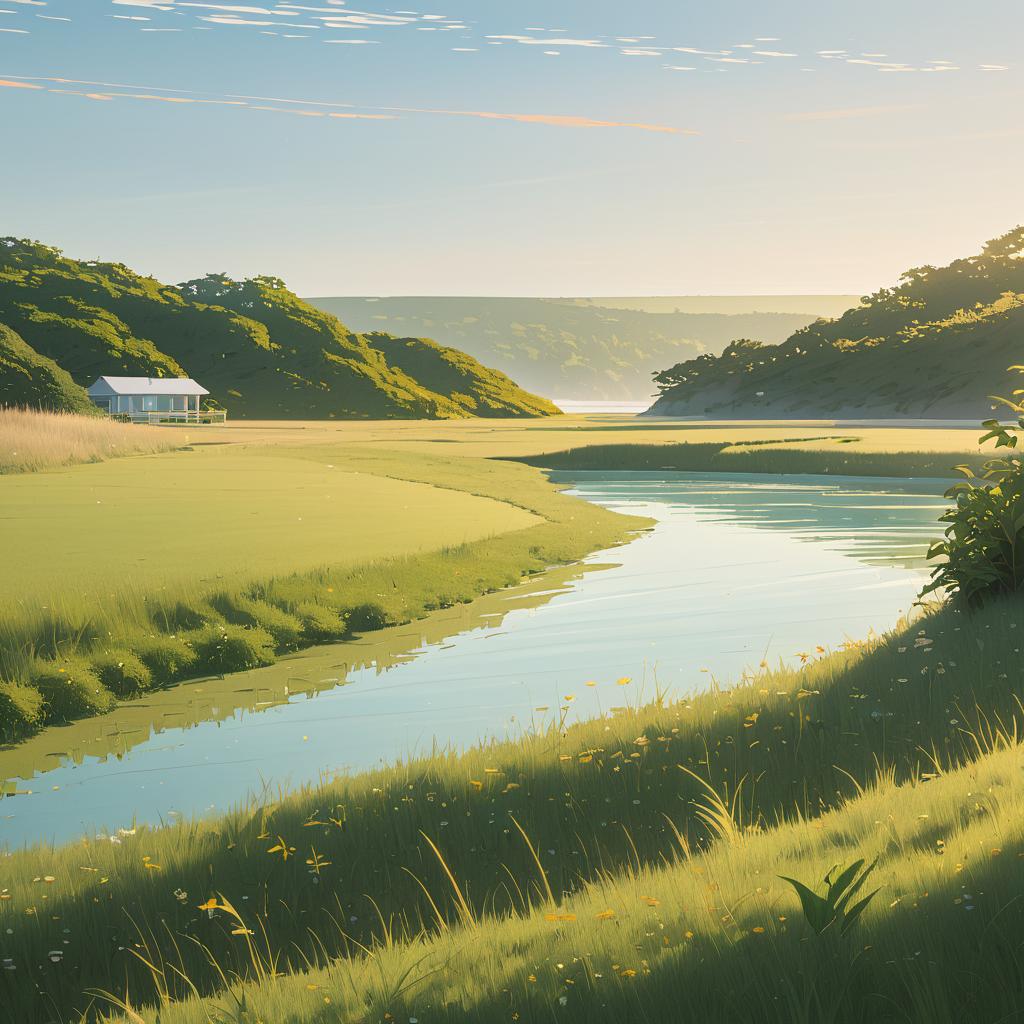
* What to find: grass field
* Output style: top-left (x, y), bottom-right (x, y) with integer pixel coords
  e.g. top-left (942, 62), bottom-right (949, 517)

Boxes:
top-left (4, 591), bottom-right (1024, 1022)
top-left (0, 447), bottom-right (540, 607)
top-left (3, 410), bottom-right (1010, 1022)
top-left (0, 439), bottom-right (642, 742)
top-left (0, 411), bottom-right (982, 744)
top-left (194, 414), bottom-right (990, 462)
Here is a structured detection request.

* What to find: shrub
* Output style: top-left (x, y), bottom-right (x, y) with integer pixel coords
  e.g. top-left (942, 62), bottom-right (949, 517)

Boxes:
top-left (0, 680), bottom-right (44, 738)
top-left (926, 391), bottom-right (1024, 606)
top-left (212, 594), bottom-right (304, 651)
top-left (89, 648), bottom-right (154, 697)
top-left (134, 634), bottom-right (199, 683)
top-left (294, 601), bottom-right (348, 643)
top-left (346, 602), bottom-right (391, 633)
top-left (187, 624), bottom-right (276, 675)
top-left (31, 657), bottom-right (117, 721)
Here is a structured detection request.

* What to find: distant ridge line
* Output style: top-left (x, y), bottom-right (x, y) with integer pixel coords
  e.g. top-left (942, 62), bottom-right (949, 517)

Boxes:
top-left (305, 295), bottom-right (860, 318)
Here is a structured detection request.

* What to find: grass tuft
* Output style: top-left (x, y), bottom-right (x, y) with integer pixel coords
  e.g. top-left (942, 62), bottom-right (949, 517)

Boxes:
top-left (186, 624), bottom-right (277, 675)
top-left (30, 656), bottom-right (117, 721)
top-left (293, 601), bottom-right (348, 643)
top-left (89, 648), bottom-right (155, 698)
top-left (0, 679), bottom-right (44, 739)
top-left (132, 634), bottom-right (200, 680)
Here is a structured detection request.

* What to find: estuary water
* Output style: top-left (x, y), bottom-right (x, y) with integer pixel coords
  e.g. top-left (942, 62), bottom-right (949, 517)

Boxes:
top-left (0, 471), bottom-right (948, 849)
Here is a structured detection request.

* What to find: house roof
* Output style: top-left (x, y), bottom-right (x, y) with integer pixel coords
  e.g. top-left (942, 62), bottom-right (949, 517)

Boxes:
top-left (87, 376), bottom-right (209, 397)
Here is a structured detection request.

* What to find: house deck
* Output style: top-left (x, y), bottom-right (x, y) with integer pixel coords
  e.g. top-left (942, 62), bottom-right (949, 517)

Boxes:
top-left (110, 410), bottom-right (228, 425)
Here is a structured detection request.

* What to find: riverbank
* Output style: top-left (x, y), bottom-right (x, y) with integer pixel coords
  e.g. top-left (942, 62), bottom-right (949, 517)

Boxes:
top-left (3, 413), bottom-right (982, 748)
top-left (511, 438), bottom-right (985, 478)
top-left (1, 472), bottom-right (940, 847)
top-left (4, 584), bottom-right (1023, 1023)
top-left (0, 443), bottom-right (645, 743)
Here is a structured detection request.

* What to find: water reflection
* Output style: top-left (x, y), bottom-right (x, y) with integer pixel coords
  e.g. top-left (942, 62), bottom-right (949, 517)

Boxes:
top-left (0, 562), bottom-right (597, 790)
top-left (556, 471), bottom-right (947, 569)
top-left (1, 472), bottom-right (947, 849)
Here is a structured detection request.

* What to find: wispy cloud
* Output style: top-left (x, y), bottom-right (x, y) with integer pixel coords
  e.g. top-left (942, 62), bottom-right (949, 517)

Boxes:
top-left (0, 74), bottom-right (692, 134)
top-left (383, 105), bottom-right (693, 133)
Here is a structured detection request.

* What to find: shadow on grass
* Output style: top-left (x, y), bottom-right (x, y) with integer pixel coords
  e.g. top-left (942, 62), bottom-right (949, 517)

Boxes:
top-left (6, 594), bottom-right (1024, 1022)
top-left (180, 803), bottom-right (1024, 1024)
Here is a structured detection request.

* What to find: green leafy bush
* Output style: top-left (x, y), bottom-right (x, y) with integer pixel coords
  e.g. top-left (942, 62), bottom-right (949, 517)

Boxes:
top-left (294, 601), bottom-right (348, 643)
top-left (89, 648), bottom-right (154, 697)
top-left (0, 680), bottom-right (45, 738)
top-left (926, 383), bottom-right (1024, 605)
top-left (31, 657), bottom-right (117, 721)
top-left (134, 634), bottom-right (199, 682)
top-left (187, 624), bottom-right (276, 675)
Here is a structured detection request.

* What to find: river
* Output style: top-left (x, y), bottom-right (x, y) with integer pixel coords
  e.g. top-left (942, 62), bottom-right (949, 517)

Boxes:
top-left (0, 471), bottom-right (948, 849)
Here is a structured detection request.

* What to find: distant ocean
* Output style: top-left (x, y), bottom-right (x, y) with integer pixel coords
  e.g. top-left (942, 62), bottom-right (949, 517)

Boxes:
top-left (554, 400), bottom-right (651, 415)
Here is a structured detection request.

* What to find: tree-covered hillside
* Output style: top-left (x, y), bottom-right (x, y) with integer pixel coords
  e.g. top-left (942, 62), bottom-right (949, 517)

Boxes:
top-left (0, 322), bottom-right (97, 414)
top-left (647, 227), bottom-right (1024, 419)
top-left (309, 296), bottom-right (829, 402)
top-left (362, 333), bottom-right (557, 417)
top-left (0, 239), bottom-right (558, 419)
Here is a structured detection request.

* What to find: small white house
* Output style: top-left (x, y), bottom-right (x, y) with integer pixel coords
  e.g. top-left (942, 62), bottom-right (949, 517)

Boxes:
top-left (87, 376), bottom-right (221, 423)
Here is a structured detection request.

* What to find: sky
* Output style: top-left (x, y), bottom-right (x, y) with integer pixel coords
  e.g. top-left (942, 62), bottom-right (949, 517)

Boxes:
top-left (0, 0), bottom-right (1022, 296)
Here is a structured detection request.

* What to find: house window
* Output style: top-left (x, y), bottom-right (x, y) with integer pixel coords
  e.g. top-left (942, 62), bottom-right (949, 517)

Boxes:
top-left (143, 395), bottom-right (159, 411)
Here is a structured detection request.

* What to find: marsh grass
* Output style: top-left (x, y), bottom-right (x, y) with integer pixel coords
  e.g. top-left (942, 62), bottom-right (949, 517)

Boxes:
top-left (0, 407), bottom-right (180, 474)
top-left (4, 592), bottom-right (1024, 1022)
top-left (513, 439), bottom-right (986, 479)
top-left (0, 448), bottom-right (639, 741)
top-left (93, 729), bottom-right (1024, 1024)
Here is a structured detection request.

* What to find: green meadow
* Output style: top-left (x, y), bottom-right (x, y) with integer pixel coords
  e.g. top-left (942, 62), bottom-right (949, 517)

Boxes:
top-left (0, 448), bottom-right (541, 607)
top-left (0, 435), bottom-right (641, 742)
top-left (3, 410), bottom-right (1021, 1024)
top-left (3, 591), bottom-right (1024, 1022)
top-left (5, 410), bottom-right (984, 747)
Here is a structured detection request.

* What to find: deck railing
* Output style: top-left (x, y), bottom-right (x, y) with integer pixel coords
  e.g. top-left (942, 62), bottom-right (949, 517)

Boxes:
top-left (110, 410), bottom-right (227, 426)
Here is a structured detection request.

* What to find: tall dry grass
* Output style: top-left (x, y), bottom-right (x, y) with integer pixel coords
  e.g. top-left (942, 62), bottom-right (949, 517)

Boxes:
top-left (0, 406), bottom-right (181, 473)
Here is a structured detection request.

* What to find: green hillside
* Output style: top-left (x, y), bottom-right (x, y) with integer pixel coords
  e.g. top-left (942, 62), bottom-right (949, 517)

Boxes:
top-left (0, 239), bottom-right (558, 419)
top-left (0, 322), bottom-right (96, 414)
top-left (309, 296), bottom-right (829, 402)
top-left (648, 226), bottom-right (1024, 419)
top-left (363, 331), bottom-right (558, 417)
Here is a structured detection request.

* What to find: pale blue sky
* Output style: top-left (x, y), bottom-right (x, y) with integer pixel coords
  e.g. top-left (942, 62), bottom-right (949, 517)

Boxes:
top-left (1, 1), bottom-right (1021, 295)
